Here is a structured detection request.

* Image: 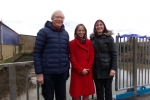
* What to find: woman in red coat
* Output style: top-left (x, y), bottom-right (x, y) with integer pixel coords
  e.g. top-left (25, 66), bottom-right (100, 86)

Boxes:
top-left (69, 24), bottom-right (95, 100)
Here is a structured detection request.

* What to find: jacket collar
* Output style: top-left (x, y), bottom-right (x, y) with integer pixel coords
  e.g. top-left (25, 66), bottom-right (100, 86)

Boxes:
top-left (90, 31), bottom-right (114, 39)
top-left (44, 21), bottom-right (65, 31)
top-left (75, 38), bottom-right (88, 51)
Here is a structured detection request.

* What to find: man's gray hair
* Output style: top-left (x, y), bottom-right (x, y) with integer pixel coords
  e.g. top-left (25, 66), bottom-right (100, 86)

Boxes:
top-left (51, 10), bottom-right (65, 20)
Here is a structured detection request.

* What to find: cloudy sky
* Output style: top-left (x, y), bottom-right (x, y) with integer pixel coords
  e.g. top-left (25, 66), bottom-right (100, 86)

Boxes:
top-left (0, 0), bottom-right (150, 40)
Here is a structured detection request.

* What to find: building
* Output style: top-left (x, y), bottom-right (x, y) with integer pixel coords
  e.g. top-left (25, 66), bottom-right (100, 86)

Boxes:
top-left (0, 21), bottom-right (36, 61)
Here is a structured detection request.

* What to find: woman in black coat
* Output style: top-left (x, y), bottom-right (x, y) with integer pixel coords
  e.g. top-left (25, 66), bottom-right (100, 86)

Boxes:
top-left (90, 19), bottom-right (117, 100)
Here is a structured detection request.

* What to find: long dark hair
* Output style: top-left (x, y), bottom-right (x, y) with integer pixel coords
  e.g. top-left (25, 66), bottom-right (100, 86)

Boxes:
top-left (74, 24), bottom-right (87, 38)
top-left (93, 19), bottom-right (109, 33)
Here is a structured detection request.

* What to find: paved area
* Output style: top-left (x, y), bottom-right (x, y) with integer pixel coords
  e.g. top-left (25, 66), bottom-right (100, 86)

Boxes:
top-left (123, 94), bottom-right (150, 100)
top-left (89, 94), bottom-right (150, 100)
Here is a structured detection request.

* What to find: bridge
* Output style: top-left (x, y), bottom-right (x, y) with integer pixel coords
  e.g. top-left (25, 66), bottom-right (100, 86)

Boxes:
top-left (1, 34), bottom-right (150, 100)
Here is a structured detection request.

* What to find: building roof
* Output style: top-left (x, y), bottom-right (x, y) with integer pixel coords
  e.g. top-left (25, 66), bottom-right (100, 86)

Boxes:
top-left (0, 21), bottom-right (19, 35)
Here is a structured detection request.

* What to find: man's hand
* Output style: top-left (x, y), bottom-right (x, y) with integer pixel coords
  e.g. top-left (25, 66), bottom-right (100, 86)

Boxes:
top-left (37, 74), bottom-right (44, 85)
top-left (82, 69), bottom-right (89, 75)
top-left (109, 70), bottom-right (116, 76)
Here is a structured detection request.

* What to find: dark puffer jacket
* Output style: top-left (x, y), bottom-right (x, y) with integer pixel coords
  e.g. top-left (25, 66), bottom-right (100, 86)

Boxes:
top-left (90, 31), bottom-right (117, 79)
top-left (34, 21), bottom-right (70, 74)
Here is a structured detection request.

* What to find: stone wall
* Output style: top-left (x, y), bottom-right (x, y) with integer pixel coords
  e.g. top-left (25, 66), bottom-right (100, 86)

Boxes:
top-left (19, 34), bottom-right (36, 53)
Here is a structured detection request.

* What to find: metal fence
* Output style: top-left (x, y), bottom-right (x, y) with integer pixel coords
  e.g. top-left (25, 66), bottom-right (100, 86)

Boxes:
top-left (115, 34), bottom-right (150, 96)
top-left (0, 61), bottom-right (96, 100)
top-left (0, 61), bottom-right (38, 100)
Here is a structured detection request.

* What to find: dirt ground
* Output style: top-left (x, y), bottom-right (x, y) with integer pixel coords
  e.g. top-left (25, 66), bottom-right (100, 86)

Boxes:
top-left (14, 55), bottom-right (33, 62)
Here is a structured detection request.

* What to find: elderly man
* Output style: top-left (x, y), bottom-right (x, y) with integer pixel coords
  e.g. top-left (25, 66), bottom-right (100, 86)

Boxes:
top-left (34, 10), bottom-right (70, 100)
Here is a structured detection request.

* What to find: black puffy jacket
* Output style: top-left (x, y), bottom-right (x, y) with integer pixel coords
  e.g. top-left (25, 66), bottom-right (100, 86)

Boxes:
top-left (90, 31), bottom-right (117, 79)
top-left (34, 21), bottom-right (70, 74)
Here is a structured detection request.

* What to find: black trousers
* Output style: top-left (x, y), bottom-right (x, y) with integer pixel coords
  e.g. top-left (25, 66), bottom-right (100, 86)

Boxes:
top-left (94, 78), bottom-right (113, 100)
top-left (42, 71), bottom-right (69, 100)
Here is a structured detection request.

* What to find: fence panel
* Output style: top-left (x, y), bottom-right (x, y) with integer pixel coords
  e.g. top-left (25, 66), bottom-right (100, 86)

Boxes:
top-left (0, 61), bottom-right (45, 100)
top-left (115, 34), bottom-right (150, 94)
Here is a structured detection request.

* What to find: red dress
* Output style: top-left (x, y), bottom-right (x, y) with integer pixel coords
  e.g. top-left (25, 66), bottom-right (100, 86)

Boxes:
top-left (69, 38), bottom-right (95, 98)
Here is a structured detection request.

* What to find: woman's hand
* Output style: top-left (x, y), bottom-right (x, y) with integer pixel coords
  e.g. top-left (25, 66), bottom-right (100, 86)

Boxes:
top-left (82, 68), bottom-right (89, 75)
top-left (109, 70), bottom-right (116, 76)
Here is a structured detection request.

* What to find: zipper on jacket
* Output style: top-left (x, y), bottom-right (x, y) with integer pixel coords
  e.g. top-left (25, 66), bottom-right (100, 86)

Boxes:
top-left (58, 32), bottom-right (61, 73)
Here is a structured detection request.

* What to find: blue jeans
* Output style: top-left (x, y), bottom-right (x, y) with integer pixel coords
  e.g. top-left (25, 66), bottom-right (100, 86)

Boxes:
top-left (42, 71), bottom-right (69, 100)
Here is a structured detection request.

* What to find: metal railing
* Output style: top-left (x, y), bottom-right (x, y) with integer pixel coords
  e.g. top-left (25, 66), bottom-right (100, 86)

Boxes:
top-left (0, 61), bottom-right (96, 100)
top-left (115, 35), bottom-right (150, 96)
top-left (0, 61), bottom-right (34, 100)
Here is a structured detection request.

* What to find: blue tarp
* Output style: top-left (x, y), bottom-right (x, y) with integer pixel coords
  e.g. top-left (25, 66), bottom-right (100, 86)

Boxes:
top-left (118, 33), bottom-right (147, 38)
top-left (1, 25), bottom-right (19, 45)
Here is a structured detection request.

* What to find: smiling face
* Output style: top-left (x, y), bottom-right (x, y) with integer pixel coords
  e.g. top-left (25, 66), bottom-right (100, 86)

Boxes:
top-left (95, 21), bottom-right (104, 35)
top-left (52, 11), bottom-right (64, 28)
top-left (76, 26), bottom-right (86, 38)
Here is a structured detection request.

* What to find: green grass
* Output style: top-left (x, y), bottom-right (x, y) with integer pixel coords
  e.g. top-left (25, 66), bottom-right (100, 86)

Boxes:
top-left (0, 53), bottom-right (22, 63)
top-left (0, 53), bottom-right (33, 63)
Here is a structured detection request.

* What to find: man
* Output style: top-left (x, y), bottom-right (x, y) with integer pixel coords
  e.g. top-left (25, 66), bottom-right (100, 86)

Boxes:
top-left (34, 10), bottom-right (70, 100)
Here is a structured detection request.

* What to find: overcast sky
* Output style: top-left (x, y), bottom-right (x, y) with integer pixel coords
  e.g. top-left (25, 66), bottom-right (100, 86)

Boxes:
top-left (0, 0), bottom-right (150, 40)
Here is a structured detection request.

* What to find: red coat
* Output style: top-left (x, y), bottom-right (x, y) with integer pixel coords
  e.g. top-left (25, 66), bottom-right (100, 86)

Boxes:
top-left (69, 38), bottom-right (95, 98)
